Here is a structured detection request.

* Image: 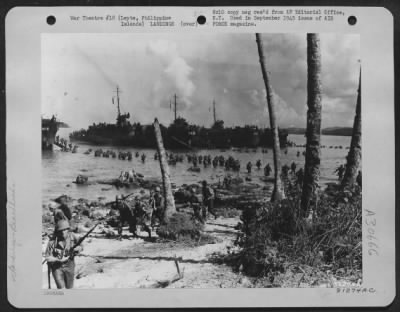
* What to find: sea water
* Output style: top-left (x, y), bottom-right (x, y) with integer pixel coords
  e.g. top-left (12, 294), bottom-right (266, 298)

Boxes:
top-left (42, 130), bottom-right (352, 205)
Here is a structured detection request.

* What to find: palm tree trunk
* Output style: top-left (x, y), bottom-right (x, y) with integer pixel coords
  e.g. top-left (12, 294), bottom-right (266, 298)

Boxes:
top-left (301, 33), bottom-right (322, 215)
top-left (255, 33), bottom-right (285, 202)
top-left (342, 69), bottom-right (361, 188)
top-left (153, 118), bottom-right (176, 222)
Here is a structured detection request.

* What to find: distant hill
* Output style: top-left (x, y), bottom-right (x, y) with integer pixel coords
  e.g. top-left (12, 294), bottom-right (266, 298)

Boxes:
top-left (322, 127), bottom-right (353, 136)
top-left (285, 127), bottom-right (352, 136)
top-left (286, 127), bottom-right (306, 135)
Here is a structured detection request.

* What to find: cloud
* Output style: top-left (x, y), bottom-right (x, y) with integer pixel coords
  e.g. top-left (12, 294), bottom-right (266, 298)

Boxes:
top-left (41, 33), bottom-right (360, 129)
top-left (146, 40), bottom-right (195, 107)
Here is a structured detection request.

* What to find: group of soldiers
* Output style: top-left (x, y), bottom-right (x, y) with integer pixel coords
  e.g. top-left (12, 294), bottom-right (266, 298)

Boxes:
top-left (186, 180), bottom-right (218, 223)
top-left (154, 152), bottom-right (185, 164)
top-left (91, 149), bottom-right (147, 162)
top-left (118, 169), bottom-right (141, 183)
top-left (112, 180), bottom-right (218, 236)
top-left (55, 136), bottom-right (77, 152)
top-left (43, 180), bottom-right (218, 289)
top-left (245, 160), bottom-right (273, 174)
top-left (110, 187), bottom-right (164, 238)
top-left (43, 187), bottom-right (164, 289)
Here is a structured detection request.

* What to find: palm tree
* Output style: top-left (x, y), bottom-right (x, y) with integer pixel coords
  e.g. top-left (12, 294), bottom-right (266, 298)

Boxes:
top-left (301, 33), bottom-right (322, 216)
top-left (255, 33), bottom-right (285, 202)
top-left (341, 68), bottom-right (361, 188)
top-left (153, 118), bottom-right (176, 222)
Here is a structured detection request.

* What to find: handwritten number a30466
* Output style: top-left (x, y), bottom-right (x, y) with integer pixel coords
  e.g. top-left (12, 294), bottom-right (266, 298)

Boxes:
top-left (365, 209), bottom-right (378, 256)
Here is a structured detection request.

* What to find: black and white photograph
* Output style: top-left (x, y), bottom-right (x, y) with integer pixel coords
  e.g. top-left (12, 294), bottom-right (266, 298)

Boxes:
top-left (4, 5), bottom-right (396, 308)
top-left (41, 32), bottom-right (363, 289)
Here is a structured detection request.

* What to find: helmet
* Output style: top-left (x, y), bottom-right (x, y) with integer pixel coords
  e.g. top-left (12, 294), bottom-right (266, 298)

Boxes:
top-left (48, 202), bottom-right (58, 210)
top-left (55, 219), bottom-right (70, 232)
top-left (116, 194), bottom-right (123, 201)
top-left (155, 186), bottom-right (161, 192)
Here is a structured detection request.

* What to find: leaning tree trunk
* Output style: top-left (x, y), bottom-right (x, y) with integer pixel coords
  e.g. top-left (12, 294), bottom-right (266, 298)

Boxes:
top-left (153, 118), bottom-right (176, 222)
top-left (256, 33), bottom-right (285, 202)
top-left (301, 33), bottom-right (322, 216)
top-left (342, 69), bottom-right (361, 188)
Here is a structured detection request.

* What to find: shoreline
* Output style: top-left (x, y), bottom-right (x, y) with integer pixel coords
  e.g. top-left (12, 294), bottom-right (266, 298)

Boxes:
top-left (42, 175), bottom-right (361, 289)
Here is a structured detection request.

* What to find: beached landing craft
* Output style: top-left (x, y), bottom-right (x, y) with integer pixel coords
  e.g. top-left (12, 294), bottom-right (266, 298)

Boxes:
top-left (42, 115), bottom-right (59, 150)
top-left (70, 86), bottom-right (289, 149)
top-left (69, 86), bottom-right (137, 146)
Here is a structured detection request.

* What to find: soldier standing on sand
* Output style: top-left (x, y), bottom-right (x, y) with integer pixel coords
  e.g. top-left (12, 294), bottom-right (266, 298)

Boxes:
top-left (188, 187), bottom-right (204, 223)
top-left (334, 164), bottom-right (345, 181)
top-left (150, 186), bottom-right (164, 229)
top-left (52, 200), bottom-right (72, 224)
top-left (44, 220), bottom-right (82, 289)
top-left (291, 162), bottom-right (297, 173)
top-left (296, 168), bottom-right (304, 187)
top-left (282, 164), bottom-right (290, 177)
top-left (202, 180), bottom-right (217, 220)
top-left (356, 170), bottom-right (362, 187)
top-left (113, 195), bottom-right (137, 238)
top-left (133, 197), bottom-right (152, 238)
top-left (223, 174), bottom-right (232, 189)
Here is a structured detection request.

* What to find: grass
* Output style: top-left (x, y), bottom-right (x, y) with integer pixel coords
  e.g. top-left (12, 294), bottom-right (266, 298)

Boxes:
top-left (157, 212), bottom-right (204, 241)
top-left (234, 172), bottom-right (362, 282)
top-left (215, 207), bottom-right (242, 218)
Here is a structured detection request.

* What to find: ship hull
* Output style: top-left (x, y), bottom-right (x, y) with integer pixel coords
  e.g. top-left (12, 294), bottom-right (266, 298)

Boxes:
top-left (42, 117), bottom-right (59, 150)
top-left (70, 134), bottom-right (136, 146)
top-left (70, 132), bottom-right (288, 149)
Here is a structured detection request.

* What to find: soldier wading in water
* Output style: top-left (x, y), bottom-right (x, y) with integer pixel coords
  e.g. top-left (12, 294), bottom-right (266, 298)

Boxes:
top-left (44, 220), bottom-right (83, 289)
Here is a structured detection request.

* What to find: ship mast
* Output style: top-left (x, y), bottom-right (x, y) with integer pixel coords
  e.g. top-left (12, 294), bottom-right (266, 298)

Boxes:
top-left (213, 99), bottom-right (217, 124)
top-left (173, 93), bottom-right (178, 121)
top-left (114, 86), bottom-right (121, 117)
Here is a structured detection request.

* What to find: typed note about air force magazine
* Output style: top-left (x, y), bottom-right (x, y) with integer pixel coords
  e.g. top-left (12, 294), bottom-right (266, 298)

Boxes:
top-left (5, 6), bottom-right (395, 308)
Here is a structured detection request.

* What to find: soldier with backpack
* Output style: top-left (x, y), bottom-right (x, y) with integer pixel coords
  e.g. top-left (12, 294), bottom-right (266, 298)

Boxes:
top-left (44, 220), bottom-right (83, 289)
top-left (149, 186), bottom-right (164, 229)
top-left (202, 180), bottom-right (217, 220)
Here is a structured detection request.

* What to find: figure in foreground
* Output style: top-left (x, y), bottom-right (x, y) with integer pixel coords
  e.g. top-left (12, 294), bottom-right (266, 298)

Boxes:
top-left (44, 220), bottom-right (83, 289)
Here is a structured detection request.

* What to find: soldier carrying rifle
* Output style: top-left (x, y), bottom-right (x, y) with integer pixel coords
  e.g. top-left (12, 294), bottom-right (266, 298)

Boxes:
top-left (44, 220), bottom-right (98, 289)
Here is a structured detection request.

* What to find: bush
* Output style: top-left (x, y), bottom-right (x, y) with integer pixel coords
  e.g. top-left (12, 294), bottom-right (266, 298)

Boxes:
top-left (235, 172), bottom-right (362, 278)
top-left (81, 208), bottom-right (91, 217)
top-left (157, 212), bottom-right (204, 240)
top-left (215, 207), bottom-right (242, 218)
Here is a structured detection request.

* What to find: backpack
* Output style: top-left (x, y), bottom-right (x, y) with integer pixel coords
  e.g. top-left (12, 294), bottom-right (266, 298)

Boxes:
top-left (204, 186), bottom-right (214, 199)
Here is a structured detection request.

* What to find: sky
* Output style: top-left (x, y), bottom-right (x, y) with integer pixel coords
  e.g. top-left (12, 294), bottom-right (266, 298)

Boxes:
top-left (41, 32), bottom-right (360, 130)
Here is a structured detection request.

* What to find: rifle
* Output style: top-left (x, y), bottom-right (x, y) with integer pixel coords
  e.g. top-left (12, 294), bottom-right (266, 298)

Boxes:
top-left (68, 221), bottom-right (101, 258)
top-left (42, 221), bottom-right (101, 265)
top-left (47, 263), bottom-right (51, 289)
top-left (105, 193), bottom-right (135, 206)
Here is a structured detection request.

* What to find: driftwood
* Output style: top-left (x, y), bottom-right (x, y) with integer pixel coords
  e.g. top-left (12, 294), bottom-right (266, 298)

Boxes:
top-left (152, 258), bottom-right (184, 288)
